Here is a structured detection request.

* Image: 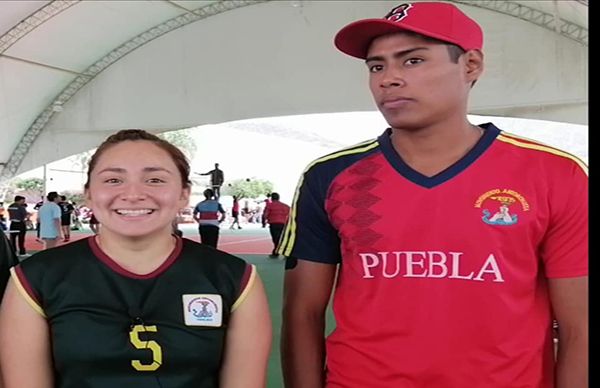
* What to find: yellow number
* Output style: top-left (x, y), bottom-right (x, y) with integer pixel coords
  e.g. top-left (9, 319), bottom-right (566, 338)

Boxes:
top-left (129, 324), bottom-right (162, 371)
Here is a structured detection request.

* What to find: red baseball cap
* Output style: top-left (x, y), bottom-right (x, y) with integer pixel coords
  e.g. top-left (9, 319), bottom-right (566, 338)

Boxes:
top-left (334, 2), bottom-right (483, 59)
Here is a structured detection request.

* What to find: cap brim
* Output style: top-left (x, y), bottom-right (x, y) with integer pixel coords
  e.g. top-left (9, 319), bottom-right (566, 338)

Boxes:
top-left (334, 19), bottom-right (459, 59)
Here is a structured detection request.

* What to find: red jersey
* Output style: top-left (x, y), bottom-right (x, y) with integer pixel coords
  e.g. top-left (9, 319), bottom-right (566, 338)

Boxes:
top-left (264, 201), bottom-right (290, 225)
top-left (278, 124), bottom-right (588, 388)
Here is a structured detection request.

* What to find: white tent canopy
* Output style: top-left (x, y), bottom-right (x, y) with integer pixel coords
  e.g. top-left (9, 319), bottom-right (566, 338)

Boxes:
top-left (0, 0), bottom-right (588, 182)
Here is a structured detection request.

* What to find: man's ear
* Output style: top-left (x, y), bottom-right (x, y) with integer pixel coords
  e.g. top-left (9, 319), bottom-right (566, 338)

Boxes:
top-left (464, 49), bottom-right (484, 85)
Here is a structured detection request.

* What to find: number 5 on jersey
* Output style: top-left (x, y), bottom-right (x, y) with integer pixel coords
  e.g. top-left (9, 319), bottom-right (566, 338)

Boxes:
top-left (129, 324), bottom-right (163, 371)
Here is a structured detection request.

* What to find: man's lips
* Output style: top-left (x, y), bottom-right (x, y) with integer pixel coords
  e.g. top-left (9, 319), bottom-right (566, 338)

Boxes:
top-left (381, 97), bottom-right (414, 109)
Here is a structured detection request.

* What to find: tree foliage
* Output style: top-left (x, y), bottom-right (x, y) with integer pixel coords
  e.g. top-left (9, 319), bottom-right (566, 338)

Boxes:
top-left (159, 129), bottom-right (197, 161)
top-left (61, 190), bottom-right (86, 206)
top-left (14, 177), bottom-right (44, 194)
top-left (221, 178), bottom-right (274, 199)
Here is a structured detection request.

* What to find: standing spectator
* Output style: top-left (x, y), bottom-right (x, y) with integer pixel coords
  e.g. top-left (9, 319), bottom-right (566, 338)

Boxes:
top-left (261, 193), bottom-right (272, 228)
top-left (38, 192), bottom-right (62, 250)
top-left (71, 202), bottom-right (82, 231)
top-left (279, 2), bottom-right (588, 388)
top-left (33, 196), bottom-right (44, 243)
top-left (263, 192), bottom-right (290, 259)
top-left (229, 195), bottom-right (242, 230)
top-left (193, 188), bottom-right (226, 248)
top-left (58, 195), bottom-right (75, 242)
top-left (88, 210), bottom-right (100, 235)
top-left (0, 129), bottom-right (271, 387)
top-left (0, 201), bottom-right (6, 231)
top-left (7, 196), bottom-right (27, 256)
top-left (199, 163), bottom-right (225, 199)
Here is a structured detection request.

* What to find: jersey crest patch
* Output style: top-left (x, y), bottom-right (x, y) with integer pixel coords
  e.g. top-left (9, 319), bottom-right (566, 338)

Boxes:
top-left (474, 189), bottom-right (530, 226)
top-left (182, 294), bottom-right (223, 327)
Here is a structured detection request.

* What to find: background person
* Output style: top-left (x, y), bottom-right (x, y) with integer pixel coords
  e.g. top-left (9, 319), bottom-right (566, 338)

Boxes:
top-left (199, 163), bottom-right (225, 199)
top-left (38, 191), bottom-right (62, 250)
top-left (7, 196), bottom-right (28, 256)
top-left (193, 188), bottom-right (226, 249)
top-left (279, 3), bottom-right (588, 388)
top-left (0, 202), bottom-right (6, 231)
top-left (58, 195), bottom-right (75, 242)
top-left (229, 195), bottom-right (242, 230)
top-left (262, 192), bottom-right (290, 259)
top-left (33, 196), bottom-right (44, 243)
top-left (0, 129), bottom-right (271, 388)
top-left (88, 210), bottom-right (100, 235)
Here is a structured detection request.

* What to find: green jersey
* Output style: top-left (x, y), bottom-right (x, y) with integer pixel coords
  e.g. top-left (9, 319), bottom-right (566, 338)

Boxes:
top-left (12, 236), bottom-right (254, 388)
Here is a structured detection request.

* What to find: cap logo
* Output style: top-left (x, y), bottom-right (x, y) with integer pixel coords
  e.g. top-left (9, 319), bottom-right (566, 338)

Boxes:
top-left (385, 3), bottom-right (413, 22)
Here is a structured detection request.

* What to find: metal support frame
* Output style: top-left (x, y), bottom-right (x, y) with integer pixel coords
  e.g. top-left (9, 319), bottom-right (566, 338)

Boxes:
top-left (453, 1), bottom-right (587, 46)
top-left (0, 0), bottom-right (268, 182)
top-left (0, 0), bottom-right (588, 183)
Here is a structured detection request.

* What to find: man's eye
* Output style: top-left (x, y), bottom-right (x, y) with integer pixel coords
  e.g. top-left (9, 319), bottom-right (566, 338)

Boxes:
top-left (369, 65), bottom-right (383, 73)
top-left (405, 58), bottom-right (423, 66)
top-left (104, 178), bottom-right (121, 184)
top-left (147, 178), bottom-right (165, 184)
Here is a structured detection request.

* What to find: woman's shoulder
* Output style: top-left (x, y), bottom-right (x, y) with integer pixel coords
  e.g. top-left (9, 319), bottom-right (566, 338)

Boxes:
top-left (25, 238), bottom-right (91, 264)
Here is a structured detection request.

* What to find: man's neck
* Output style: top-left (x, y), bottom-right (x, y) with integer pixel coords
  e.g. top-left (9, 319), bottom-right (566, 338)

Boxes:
top-left (389, 121), bottom-right (484, 177)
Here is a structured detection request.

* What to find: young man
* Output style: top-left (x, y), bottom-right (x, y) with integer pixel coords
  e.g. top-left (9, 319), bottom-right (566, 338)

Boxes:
top-left (199, 163), bottom-right (225, 199)
top-left (278, 3), bottom-right (588, 388)
top-left (193, 188), bottom-right (226, 249)
top-left (38, 192), bottom-right (62, 250)
top-left (58, 195), bottom-right (75, 242)
top-left (262, 192), bottom-right (290, 258)
top-left (7, 196), bottom-right (28, 256)
top-left (33, 196), bottom-right (44, 242)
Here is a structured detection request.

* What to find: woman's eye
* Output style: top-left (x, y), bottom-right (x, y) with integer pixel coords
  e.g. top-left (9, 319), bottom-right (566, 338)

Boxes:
top-left (147, 178), bottom-right (165, 184)
top-left (104, 178), bottom-right (121, 184)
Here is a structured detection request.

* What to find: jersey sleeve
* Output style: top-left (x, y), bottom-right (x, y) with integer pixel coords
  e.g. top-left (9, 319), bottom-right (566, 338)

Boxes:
top-left (277, 164), bottom-right (341, 264)
top-left (10, 265), bottom-right (46, 317)
top-left (231, 264), bottom-right (256, 312)
top-left (541, 161), bottom-right (588, 278)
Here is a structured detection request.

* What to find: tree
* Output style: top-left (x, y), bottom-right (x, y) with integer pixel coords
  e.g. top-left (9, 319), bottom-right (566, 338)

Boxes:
top-left (159, 129), bottom-right (197, 161)
top-left (14, 178), bottom-right (44, 195)
top-left (61, 190), bottom-right (86, 206)
top-left (221, 178), bottom-right (274, 199)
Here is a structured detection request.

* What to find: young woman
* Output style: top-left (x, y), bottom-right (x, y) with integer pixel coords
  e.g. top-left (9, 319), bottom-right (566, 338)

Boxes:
top-left (229, 195), bottom-right (242, 230)
top-left (0, 129), bottom-right (272, 388)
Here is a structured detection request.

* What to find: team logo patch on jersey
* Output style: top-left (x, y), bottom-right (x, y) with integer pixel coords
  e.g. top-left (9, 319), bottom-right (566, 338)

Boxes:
top-left (182, 294), bottom-right (222, 327)
top-left (474, 189), bottom-right (530, 226)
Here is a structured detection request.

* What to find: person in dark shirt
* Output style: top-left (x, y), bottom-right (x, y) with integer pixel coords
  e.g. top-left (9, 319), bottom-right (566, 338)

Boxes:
top-left (58, 195), bottom-right (75, 242)
top-left (0, 202), bottom-right (6, 232)
top-left (199, 163), bottom-right (225, 199)
top-left (7, 196), bottom-right (28, 256)
top-left (33, 197), bottom-right (43, 242)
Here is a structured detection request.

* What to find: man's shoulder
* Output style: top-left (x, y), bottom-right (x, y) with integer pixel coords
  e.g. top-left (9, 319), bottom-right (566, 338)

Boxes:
top-left (299, 138), bottom-right (381, 184)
